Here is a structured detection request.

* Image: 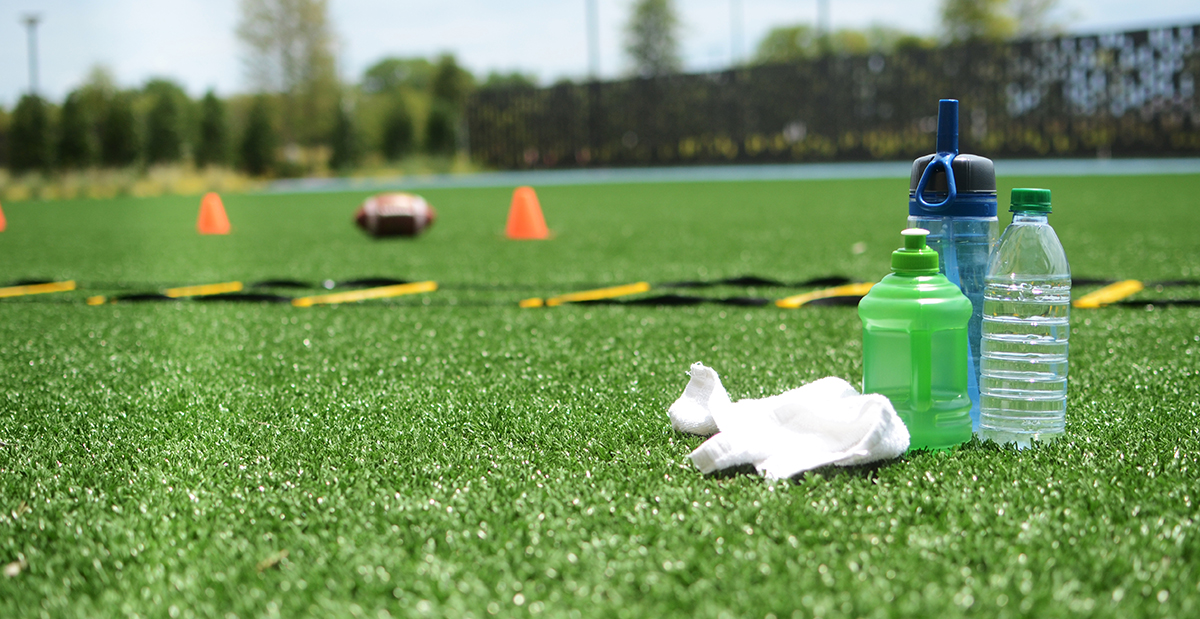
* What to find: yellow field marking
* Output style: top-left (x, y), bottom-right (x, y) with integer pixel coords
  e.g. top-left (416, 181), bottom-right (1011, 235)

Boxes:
top-left (518, 297), bottom-right (546, 308)
top-left (164, 281), bottom-right (244, 298)
top-left (544, 282), bottom-right (652, 307)
top-left (1072, 280), bottom-right (1144, 309)
top-left (0, 280), bottom-right (76, 299)
top-left (86, 296), bottom-right (108, 305)
top-left (775, 282), bottom-right (875, 309)
top-left (292, 281), bottom-right (437, 307)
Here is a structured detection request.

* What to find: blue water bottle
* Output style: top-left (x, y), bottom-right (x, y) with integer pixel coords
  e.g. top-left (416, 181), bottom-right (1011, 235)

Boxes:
top-left (908, 99), bottom-right (999, 430)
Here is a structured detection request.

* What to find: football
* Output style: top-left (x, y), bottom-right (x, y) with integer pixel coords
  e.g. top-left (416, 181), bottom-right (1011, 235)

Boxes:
top-left (354, 192), bottom-right (437, 237)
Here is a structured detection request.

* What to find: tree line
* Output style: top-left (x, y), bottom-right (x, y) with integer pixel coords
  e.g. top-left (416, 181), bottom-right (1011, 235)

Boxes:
top-left (0, 0), bottom-right (1061, 177)
top-left (627, 0), bottom-right (1063, 76)
top-left (0, 54), bottom-right (485, 177)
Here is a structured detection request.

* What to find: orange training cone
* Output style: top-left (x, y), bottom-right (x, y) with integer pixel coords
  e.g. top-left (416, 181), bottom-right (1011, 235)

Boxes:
top-left (0, 200), bottom-right (6, 232)
top-left (197, 192), bottom-right (231, 235)
top-left (505, 186), bottom-right (549, 240)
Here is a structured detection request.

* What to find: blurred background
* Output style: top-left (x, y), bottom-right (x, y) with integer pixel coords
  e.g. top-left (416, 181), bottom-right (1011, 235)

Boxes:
top-left (0, 0), bottom-right (1197, 198)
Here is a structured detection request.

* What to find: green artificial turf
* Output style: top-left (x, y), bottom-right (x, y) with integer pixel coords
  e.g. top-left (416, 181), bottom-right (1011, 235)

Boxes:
top-left (1, 174), bottom-right (1198, 618)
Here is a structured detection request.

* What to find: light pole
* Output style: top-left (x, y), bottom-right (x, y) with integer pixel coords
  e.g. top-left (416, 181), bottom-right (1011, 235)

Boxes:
top-left (817, 0), bottom-right (830, 54)
top-left (22, 13), bottom-right (42, 95)
top-left (585, 0), bottom-right (600, 80)
top-left (730, 0), bottom-right (744, 66)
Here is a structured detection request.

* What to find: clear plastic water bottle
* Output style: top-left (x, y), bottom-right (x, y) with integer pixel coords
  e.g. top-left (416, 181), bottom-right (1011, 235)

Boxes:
top-left (908, 99), bottom-right (999, 431)
top-left (978, 188), bottom-right (1070, 447)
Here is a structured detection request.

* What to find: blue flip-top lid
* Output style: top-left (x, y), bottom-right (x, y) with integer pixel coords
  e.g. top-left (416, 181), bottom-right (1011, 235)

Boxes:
top-left (909, 100), bottom-right (997, 218)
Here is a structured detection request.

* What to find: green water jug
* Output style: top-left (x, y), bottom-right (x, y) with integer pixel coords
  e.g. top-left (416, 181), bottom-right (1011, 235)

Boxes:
top-left (858, 228), bottom-right (973, 450)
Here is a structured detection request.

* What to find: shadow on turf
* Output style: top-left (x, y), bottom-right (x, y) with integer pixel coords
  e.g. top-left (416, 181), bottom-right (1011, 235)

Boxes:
top-left (696, 437), bottom-right (1029, 483)
top-left (699, 460), bottom-right (896, 483)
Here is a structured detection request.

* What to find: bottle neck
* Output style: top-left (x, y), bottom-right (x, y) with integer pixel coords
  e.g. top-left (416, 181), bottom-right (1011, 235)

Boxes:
top-left (892, 268), bottom-right (939, 277)
top-left (1012, 211), bottom-right (1048, 224)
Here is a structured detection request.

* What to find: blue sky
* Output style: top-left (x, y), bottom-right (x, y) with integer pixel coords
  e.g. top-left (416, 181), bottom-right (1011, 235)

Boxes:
top-left (2, 0), bottom-right (1199, 107)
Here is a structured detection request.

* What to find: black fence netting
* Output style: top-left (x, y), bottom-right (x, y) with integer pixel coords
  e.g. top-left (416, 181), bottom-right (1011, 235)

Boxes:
top-left (466, 24), bottom-right (1199, 169)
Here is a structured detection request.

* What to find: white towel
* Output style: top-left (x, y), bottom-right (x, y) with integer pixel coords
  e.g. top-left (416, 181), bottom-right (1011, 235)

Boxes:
top-left (668, 362), bottom-right (910, 479)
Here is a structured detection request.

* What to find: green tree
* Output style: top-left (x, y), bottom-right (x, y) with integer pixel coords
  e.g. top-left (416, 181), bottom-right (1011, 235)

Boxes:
top-left (481, 71), bottom-right (538, 90)
top-left (57, 90), bottom-right (97, 169)
top-left (381, 100), bottom-right (414, 161)
top-left (1012, 0), bottom-right (1063, 37)
top-left (10, 95), bottom-right (53, 172)
top-left (430, 54), bottom-right (474, 111)
top-left (0, 107), bottom-right (10, 168)
top-left (144, 81), bottom-right (187, 164)
top-left (101, 94), bottom-right (139, 167)
top-left (940, 0), bottom-right (1016, 42)
top-left (624, 0), bottom-right (682, 77)
top-left (756, 24), bottom-right (925, 63)
top-left (240, 95), bottom-right (277, 176)
top-left (755, 24), bottom-right (819, 63)
top-left (79, 68), bottom-right (117, 98)
top-left (237, 0), bottom-right (339, 146)
top-left (861, 25), bottom-right (935, 52)
top-left (424, 102), bottom-right (456, 155)
top-left (327, 101), bottom-right (359, 171)
top-left (422, 55), bottom-right (473, 157)
top-left (75, 67), bottom-right (118, 146)
top-left (196, 90), bottom-right (229, 167)
top-left (362, 57), bottom-right (435, 95)
top-left (830, 30), bottom-right (871, 55)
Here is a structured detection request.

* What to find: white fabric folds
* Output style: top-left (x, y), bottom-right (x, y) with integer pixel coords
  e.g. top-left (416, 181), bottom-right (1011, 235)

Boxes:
top-left (668, 362), bottom-right (910, 479)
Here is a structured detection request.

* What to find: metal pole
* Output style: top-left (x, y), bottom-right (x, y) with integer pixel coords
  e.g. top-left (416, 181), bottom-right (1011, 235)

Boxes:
top-left (585, 0), bottom-right (600, 80)
top-left (730, 0), bottom-right (744, 66)
top-left (23, 14), bottom-right (41, 95)
top-left (817, 0), bottom-right (830, 53)
top-left (584, 0), bottom-right (601, 163)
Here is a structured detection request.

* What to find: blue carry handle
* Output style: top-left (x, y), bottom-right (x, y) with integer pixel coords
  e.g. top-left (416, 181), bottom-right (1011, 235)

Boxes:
top-left (915, 99), bottom-right (959, 211)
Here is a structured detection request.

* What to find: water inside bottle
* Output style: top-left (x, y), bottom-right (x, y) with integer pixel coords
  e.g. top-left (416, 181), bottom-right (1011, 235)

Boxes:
top-left (978, 275), bottom-right (1071, 447)
top-left (910, 215), bottom-right (998, 428)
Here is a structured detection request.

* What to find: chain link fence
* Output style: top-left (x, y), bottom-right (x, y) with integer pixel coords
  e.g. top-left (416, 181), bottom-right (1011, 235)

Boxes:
top-left (466, 24), bottom-right (1199, 169)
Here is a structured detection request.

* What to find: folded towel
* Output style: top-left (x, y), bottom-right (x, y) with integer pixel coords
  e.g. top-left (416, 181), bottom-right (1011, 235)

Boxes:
top-left (668, 362), bottom-right (910, 479)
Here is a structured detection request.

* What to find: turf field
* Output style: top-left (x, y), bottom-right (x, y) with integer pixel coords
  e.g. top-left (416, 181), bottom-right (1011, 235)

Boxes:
top-left (1, 174), bottom-right (1198, 618)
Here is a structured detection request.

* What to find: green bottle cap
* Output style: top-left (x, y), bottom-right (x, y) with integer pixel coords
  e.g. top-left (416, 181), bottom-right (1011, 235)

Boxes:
top-left (892, 228), bottom-right (939, 273)
top-left (1010, 188), bottom-right (1052, 213)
